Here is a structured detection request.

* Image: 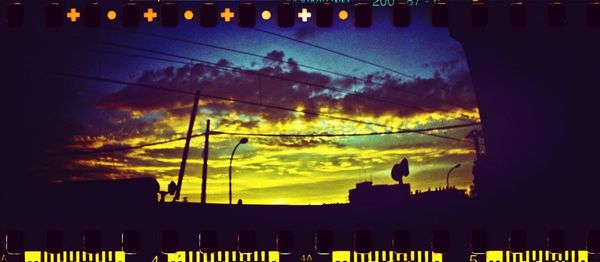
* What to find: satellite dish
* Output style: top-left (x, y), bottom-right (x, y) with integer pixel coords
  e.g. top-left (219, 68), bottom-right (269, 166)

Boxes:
top-left (391, 158), bottom-right (409, 183)
top-left (168, 181), bottom-right (177, 195)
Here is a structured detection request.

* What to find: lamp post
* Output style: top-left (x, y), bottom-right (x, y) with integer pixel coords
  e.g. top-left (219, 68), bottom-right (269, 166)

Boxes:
top-left (446, 163), bottom-right (461, 189)
top-left (229, 138), bottom-right (248, 205)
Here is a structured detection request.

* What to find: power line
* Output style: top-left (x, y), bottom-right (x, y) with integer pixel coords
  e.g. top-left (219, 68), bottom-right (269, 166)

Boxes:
top-left (48, 122), bottom-right (480, 155)
top-left (252, 28), bottom-right (477, 112)
top-left (58, 71), bottom-right (195, 95)
top-left (48, 133), bottom-right (204, 155)
top-left (253, 27), bottom-right (417, 80)
top-left (101, 42), bottom-right (438, 114)
top-left (98, 49), bottom-right (191, 66)
top-left (88, 53), bottom-right (477, 137)
top-left (109, 28), bottom-right (476, 112)
top-left (54, 70), bottom-right (475, 143)
top-left (49, 72), bottom-right (398, 127)
top-left (213, 122), bottom-right (479, 137)
top-left (97, 42), bottom-right (477, 126)
top-left (49, 71), bottom-right (471, 143)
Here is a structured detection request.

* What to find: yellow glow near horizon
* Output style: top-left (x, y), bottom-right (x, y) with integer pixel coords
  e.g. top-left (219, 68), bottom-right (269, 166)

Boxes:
top-left (68, 106), bottom-right (480, 205)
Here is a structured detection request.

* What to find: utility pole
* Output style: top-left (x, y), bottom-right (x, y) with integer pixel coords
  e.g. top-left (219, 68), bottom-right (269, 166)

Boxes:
top-left (200, 120), bottom-right (210, 204)
top-left (174, 90), bottom-right (201, 202)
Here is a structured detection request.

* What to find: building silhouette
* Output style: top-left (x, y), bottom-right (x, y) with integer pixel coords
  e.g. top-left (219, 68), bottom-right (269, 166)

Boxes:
top-left (348, 180), bottom-right (468, 205)
top-left (349, 157), bottom-right (468, 205)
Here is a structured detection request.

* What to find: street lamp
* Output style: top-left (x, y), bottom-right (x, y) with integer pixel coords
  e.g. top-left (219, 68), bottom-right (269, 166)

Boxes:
top-left (229, 138), bottom-right (248, 205)
top-left (446, 163), bottom-right (461, 189)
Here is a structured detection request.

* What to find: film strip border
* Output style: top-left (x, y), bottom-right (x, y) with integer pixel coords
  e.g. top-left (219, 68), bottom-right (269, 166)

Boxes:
top-left (3, 1), bottom-right (600, 28)
top-left (480, 250), bottom-right (589, 262)
top-left (23, 251), bottom-right (126, 262)
top-left (9, 250), bottom-right (599, 262)
top-left (4, 230), bottom-right (600, 258)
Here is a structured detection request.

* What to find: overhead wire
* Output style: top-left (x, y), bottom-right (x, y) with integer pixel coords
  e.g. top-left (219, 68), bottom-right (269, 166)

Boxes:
top-left (49, 122), bottom-right (480, 155)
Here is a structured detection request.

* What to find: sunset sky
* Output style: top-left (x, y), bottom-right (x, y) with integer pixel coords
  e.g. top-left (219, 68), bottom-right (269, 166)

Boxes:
top-left (37, 4), bottom-right (481, 205)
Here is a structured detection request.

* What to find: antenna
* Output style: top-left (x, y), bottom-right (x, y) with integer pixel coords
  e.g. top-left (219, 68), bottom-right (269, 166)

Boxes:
top-left (391, 158), bottom-right (410, 184)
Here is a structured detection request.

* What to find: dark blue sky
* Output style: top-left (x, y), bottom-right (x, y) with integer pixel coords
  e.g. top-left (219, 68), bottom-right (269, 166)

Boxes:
top-left (93, 3), bottom-right (467, 86)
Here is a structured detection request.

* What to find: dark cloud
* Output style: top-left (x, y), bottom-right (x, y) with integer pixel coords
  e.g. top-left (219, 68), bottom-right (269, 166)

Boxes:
top-left (263, 50), bottom-right (285, 66)
top-left (39, 150), bottom-right (153, 182)
top-left (136, 147), bottom-right (183, 159)
top-left (249, 137), bottom-right (343, 149)
top-left (96, 50), bottom-right (476, 129)
top-left (217, 118), bottom-right (260, 129)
